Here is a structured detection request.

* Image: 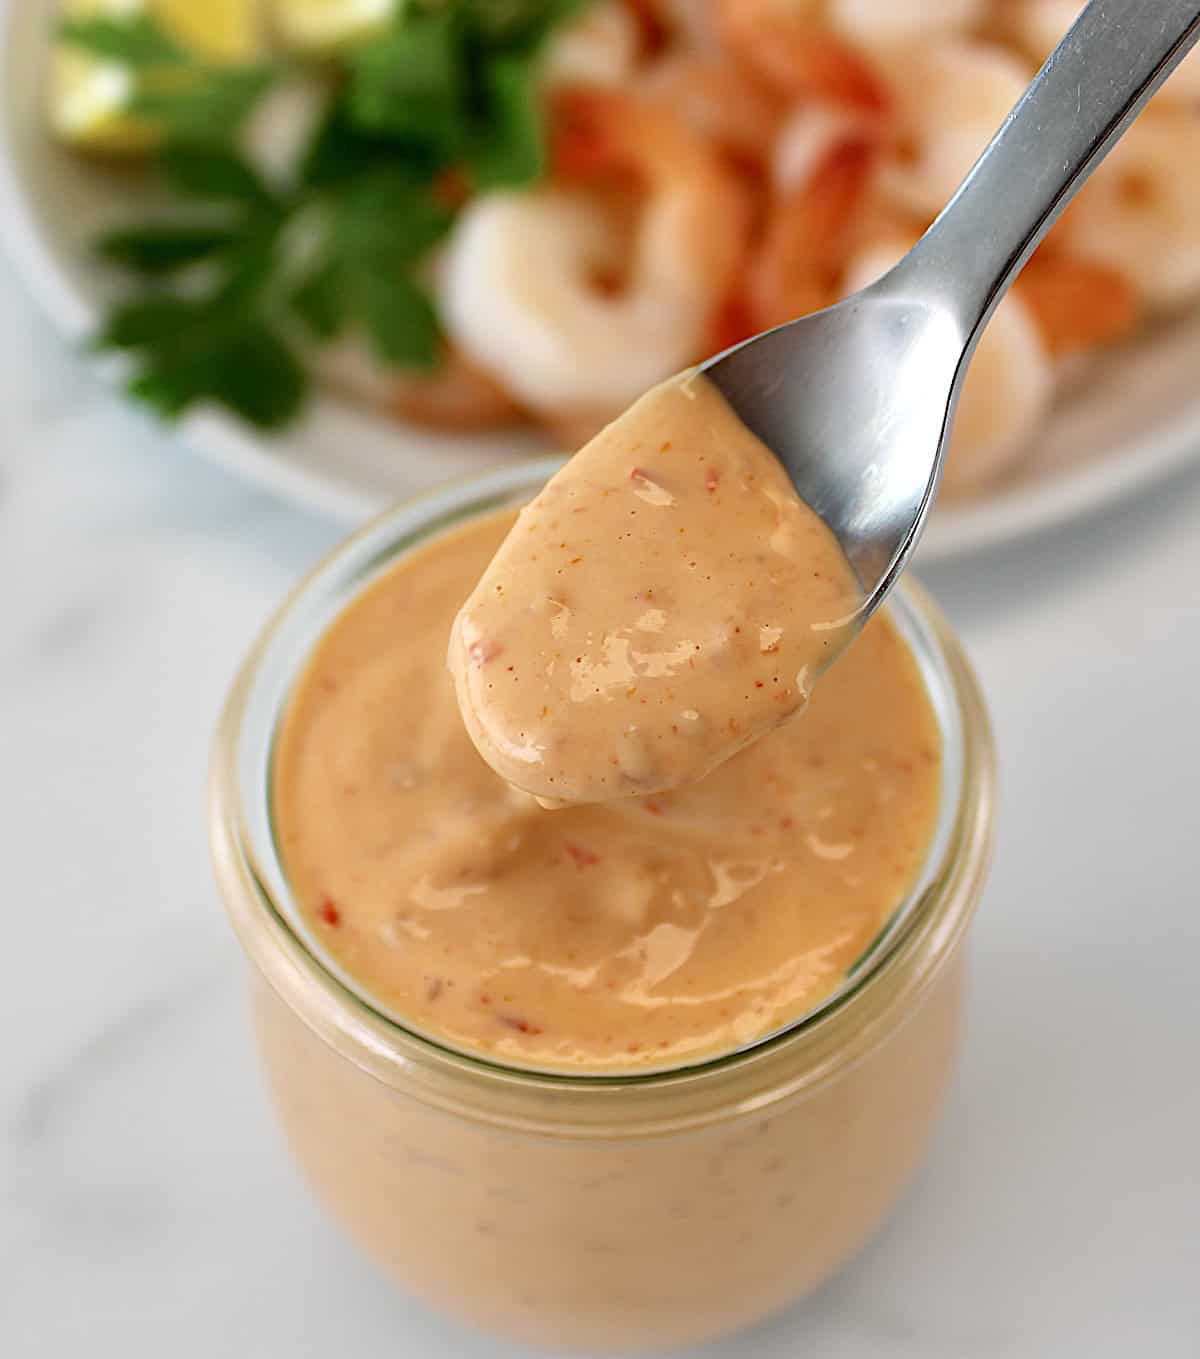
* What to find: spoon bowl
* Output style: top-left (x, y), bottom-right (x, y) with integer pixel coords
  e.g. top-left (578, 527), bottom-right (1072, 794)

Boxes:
top-left (703, 287), bottom-right (964, 603)
top-left (704, 0), bottom-right (1200, 613)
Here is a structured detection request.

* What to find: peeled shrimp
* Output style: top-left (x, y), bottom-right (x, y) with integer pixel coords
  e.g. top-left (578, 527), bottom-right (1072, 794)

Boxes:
top-left (1015, 249), bottom-right (1141, 359)
top-left (643, 54), bottom-right (782, 161)
top-left (748, 128), bottom-right (877, 331)
top-left (541, 1), bottom-right (641, 89)
top-left (876, 38), bottom-right (1032, 219)
top-left (715, 0), bottom-right (890, 112)
top-left (437, 91), bottom-right (747, 417)
top-left (1065, 106), bottom-right (1200, 310)
top-left (1008, 0), bottom-right (1200, 102)
top-left (843, 234), bottom-right (1054, 496)
top-left (1003, 0), bottom-right (1083, 60)
top-left (943, 295), bottom-right (1053, 495)
top-left (641, 0), bottom-right (723, 55)
top-left (830, 0), bottom-right (985, 48)
top-left (770, 102), bottom-right (869, 193)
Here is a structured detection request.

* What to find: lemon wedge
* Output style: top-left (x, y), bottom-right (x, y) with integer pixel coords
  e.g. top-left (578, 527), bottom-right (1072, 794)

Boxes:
top-left (271, 0), bottom-right (396, 56)
top-left (49, 0), bottom-right (264, 153)
top-left (49, 47), bottom-right (154, 153)
top-left (154, 0), bottom-right (262, 63)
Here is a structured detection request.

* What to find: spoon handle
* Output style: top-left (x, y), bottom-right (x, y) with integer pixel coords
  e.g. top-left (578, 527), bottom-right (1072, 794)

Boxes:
top-left (896, 0), bottom-right (1200, 338)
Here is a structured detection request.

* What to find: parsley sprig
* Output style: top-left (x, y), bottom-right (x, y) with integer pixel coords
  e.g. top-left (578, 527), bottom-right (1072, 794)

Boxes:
top-left (61, 0), bottom-right (587, 430)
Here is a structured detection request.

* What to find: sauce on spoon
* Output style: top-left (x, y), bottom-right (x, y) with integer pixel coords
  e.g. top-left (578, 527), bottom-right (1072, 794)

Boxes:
top-left (450, 372), bottom-right (864, 806)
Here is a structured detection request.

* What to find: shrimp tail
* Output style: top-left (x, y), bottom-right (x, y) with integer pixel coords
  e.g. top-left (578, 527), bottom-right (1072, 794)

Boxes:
top-left (716, 1), bottom-right (891, 113)
top-left (550, 87), bottom-right (630, 180)
top-left (748, 135), bottom-right (878, 331)
top-left (1016, 248), bottom-right (1142, 358)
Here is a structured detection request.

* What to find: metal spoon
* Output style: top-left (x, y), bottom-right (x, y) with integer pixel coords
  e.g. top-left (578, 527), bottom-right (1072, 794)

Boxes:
top-left (702, 0), bottom-right (1200, 608)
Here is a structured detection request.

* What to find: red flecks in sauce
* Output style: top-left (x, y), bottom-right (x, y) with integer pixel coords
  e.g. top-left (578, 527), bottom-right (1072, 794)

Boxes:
top-left (565, 842), bottom-right (602, 868)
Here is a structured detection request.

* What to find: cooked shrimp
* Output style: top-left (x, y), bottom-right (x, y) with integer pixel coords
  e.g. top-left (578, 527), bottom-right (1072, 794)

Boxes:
top-left (436, 90), bottom-right (748, 417)
top-left (643, 54), bottom-right (782, 161)
top-left (315, 337), bottom-right (524, 431)
top-left (1065, 106), bottom-right (1200, 310)
top-left (747, 131), bottom-right (877, 331)
top-left (843, 232), bottom-right (1054, 495)
top-left (1002, 0), bottom-right (1081, 59)
top-left (876, 38), bottom-right (1031, 219)
top-left (1007, 0), bottom-right (1200, 102)
top-left (643, 0), bottom-right (723, 54)
top-left (944, 293), bottom-right (1053, 495)
top-left (830, 0), bottom-right (985, 47)
top-left (715, 0), bottom-right (890, 112)
top-left (1015, 248), bottom-right (1141, 359)
top-left (771, 103), bottom-right (870, 192)
top-left (541, 1), bottom-right (641, 89)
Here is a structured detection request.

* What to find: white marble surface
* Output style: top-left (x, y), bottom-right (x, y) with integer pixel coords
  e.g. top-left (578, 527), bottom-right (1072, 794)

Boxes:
top-left (1, 238), bottom-right (1198, 1357)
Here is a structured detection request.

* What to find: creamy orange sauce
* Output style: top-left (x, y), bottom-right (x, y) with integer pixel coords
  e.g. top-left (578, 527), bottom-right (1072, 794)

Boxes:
top-left (449, 374), bottom-right (864, 806)
top-left (272, 509), bottom-right (941, 1074)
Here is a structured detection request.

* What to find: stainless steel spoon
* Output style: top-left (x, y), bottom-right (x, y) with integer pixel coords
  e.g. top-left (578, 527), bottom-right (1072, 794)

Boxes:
top-left (703, 0), bottom-right (1200, 607)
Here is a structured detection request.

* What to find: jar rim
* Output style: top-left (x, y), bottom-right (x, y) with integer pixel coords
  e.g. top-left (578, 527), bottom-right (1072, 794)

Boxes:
top-left (210, 459), bottom-right (996, 1134)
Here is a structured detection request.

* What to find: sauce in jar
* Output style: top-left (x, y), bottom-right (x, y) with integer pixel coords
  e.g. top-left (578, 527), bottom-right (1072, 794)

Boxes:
top-left (272, 508), bottom-right (940, 1073)
top-left (450, 373), bottom-right (865, 806)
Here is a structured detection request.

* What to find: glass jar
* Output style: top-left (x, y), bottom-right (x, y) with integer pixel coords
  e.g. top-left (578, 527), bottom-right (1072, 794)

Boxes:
top-left (210, 459), bottom-right (996, 1354)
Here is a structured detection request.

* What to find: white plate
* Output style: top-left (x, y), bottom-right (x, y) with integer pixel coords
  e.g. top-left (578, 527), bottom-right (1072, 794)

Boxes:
top-left (5, 0), bottom-right (1200, 558)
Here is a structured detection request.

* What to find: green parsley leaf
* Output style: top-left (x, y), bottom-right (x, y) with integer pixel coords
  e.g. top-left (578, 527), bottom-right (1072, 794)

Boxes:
top-left (124, 318), bottom-right (305, 429)
top-left (336, 171), bottom-right (451, 266)
top-left (94, 194), bottom-right (297, 428)
top-left (161, 144), bottom-right (272, 202)
top-left (126, 367), bottom-right (202, 420)
top-left (96, 295), bottom-right (202, 351)
top-left (290, 171), bottom-right (449, 359)
top-left (301, 98), bottom-right (389, 187)
top-left (361, 273), bottom-right (441, 368)
top-left (209, 209), bottom-right (286, 310)
top-left (208, 321), bottom-right (307, 428)
top-left (130, 64), bottom-right (276, 145)
top-left (58, 15), bottom-right (183, 66)
top-left (300, 85), bottom-right (450, 192)
top-left (289, 259), bottom-right (347, 340)
top-left (348, 6), bottom-right (466, 155)
top-left (97, 224), bottom-right (236, 275)
top-left (468, 54), bottom-right (544, 188)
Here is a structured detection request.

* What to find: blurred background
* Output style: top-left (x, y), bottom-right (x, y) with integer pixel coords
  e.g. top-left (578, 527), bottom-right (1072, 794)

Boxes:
top-left (2, 1), bottom-right (1198, 1356)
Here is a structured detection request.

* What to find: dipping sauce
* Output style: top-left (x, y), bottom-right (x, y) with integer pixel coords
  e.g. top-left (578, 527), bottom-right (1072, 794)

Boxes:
top-left (449, 374), bottom-right (864, 806)
top-left (272, 509), bottom-right (941, 1073)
